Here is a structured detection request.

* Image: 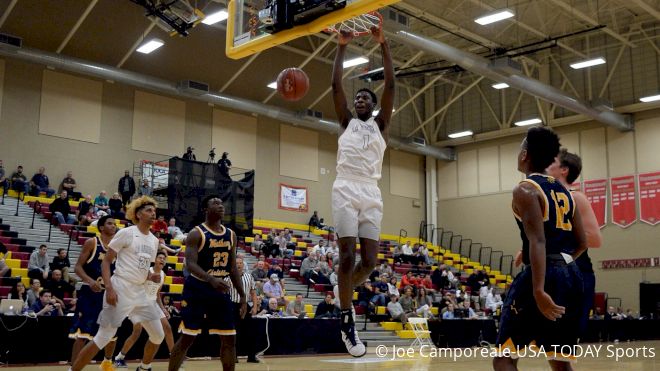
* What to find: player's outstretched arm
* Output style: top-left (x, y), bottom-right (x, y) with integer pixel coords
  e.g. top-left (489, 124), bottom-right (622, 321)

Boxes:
top-left (332, 31), bottom-right (353, 129)
top-left (372, 27), bottom-right (394, 136)
top-left (513, 182), bottom-right (565, 321)
top-left (102, 249), bottom-right (118, 305)
top-left (573, 191), bottom-right (602, 248)
top-left (570, 204), bottom-right (588, 260)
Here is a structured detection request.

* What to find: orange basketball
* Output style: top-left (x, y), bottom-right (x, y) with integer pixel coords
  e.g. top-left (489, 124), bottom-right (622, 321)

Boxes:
top-left (277, 67), bottom-right (309, 101)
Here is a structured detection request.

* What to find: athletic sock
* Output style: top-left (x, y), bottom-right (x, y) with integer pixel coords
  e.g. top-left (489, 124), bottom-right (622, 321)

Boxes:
top-left (140, 362), bottom-right (151, 370)
top-left (115, 352), bottom-right (125, 360)
top-left (104, 356), bottom-right (112, 362)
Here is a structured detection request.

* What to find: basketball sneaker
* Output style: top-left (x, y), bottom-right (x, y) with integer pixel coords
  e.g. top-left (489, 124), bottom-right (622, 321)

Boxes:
top-left (340, 309), bottom-right (366, 357)
top-left (100, 360), bottom-right (115, 371)
top-left (114, 359), bottom-right (127, 368)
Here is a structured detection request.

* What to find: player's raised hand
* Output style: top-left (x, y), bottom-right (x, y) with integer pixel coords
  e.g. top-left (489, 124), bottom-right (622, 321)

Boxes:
top-left (534, 291), bottom-right (565, 321)
top-left (370, 25), bottom-right (385, 44)
top-left (209, 277), bottom-right (230, 293)
top-left (338, 30), bottom-right (353, 46)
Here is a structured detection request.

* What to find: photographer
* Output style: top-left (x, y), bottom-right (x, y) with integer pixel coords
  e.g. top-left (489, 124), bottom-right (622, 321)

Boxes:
top-left (218, 152), bottom-right (232, 176)
top-left (31, 289), bottom-right (64, 316)
top-left (183, 146), bottom-right (196, 161)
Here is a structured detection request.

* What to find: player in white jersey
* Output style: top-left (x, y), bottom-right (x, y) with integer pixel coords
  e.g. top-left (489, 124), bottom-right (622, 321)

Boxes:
top-left (114, 250), bottom-right (175, 368)
top-left (331, 25), bottom-right (394, 357)
top-left (71, 196), bottom-right (164, 371)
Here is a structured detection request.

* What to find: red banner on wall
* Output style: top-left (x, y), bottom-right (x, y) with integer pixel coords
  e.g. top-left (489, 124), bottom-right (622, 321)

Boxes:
top-left (610, 175), bottom-right (637, 228)
top-left (638, 171), bottom-right (660, 225)
top-left (583, 179), bottom-right (607, 228)
top-left (570, 182), bottom-right (582, 192)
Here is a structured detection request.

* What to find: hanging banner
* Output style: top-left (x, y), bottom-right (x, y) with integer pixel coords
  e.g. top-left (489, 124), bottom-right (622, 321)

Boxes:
top-left (610, 175), bottom-right (637, 228)
top-left (638, 171), bottom-right (660, 225)
top-left (570, 181), bottom-right (582, 192)
top-left (279, 184), bottom-right (308, 212)
top-left (583, 179), bottom-right (607, 228)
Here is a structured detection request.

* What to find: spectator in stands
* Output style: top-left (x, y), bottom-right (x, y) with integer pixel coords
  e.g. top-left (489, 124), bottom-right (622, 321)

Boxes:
top-left (387, 276), bottom-right (400, 298)
top-left (31, 289), bottom-right (63, 316)
top-left (30, 166), bottom-right (55, 197)
top-left (251, 234), bottom-right (264, 254)
top-left (301, 252), bottom-right (328, 284)
top-left (400, 271), bottom-right (416, 291)
top-left (401, 241), bottom-right (414, 264)
top-left (461, 300), bottom-right (478, 319)
top-left (312, 239), bottom-right (326, 256)
top-left (431, 265), bottom-right (446, 290)
top-left (415, 287), bottom-right (434, 319)
top-left (51, 248), bottom-right (73, 284)
top-left (0, 161), bottom-right (7, 192)
top-left (257, 298), bottom-right (281, 316)
top-left (59, 171), bottom-right (81, 200)
top-left (252, 255), bottom-right (270, 270)
top-left (317, 254), bottom-right (332, 277)
top-left (387, 294), bottom-right (408, 324)
top-left (162, 296), bottom-right (180, 318)
top-left (308, 211), bottom-right (320, 229)
top-left (478, 284), bottom-right (489, 310)
top-left (326, 241), bottom-right (339, 265)
top-left (167, 218), bottom-right (185, 241)
top-left (317, 218), bottom-right (334, 232)
top-left (419, 244), bottom-right (432, 265)
top-left (77, 194), bottom-right (94, 226)
top-left (392, 244), bottom-right (402, 264)
top-left (218, 152), bottom-right (232, 177)
top-left (263, 274), bottom-right (288, 307)
top-left (267, 263), bottom-right (284, 283)
top-left (8, 281), bottom-right (27, 304)
top-left (315, 294), bottom-right (339, 319)
top-left (45, 269), bottom-right (74, 306)
top-left (10, 165), bottom-right (29, 194)
top-left (138, 178), bottom-right (152, 197)
top-left (486, 288), bottom-right (503, 313)
top-left (400, 287), bottom-right (417, 317)
top-left (370, 275), bottom-right (388, 308)
top-left (329, 266), bottom-right (339, 286)
top-left (356, 281), bottom-right (375, 310)
top-left (442, 303), bottom-right (456, 319)
top-left (107, 192), bottom-right (125, 220)
top-left (94, 191), bottom-right (109, 215)
top-left (420, 274), bottom-right (435, 295)
top-left (286, 293), bottom-right (305, 318)
top-left (0, 253), bottom-right (9, 277)
top-left (118, 170), bottom-right (136, 207)
top-left (26, 278), bottom-right (41, 307)
top-left (251, 261), bottom-right (268, 282)
top-left (378, 262), bottom-right (393, 278)
top-left (28, 245), bottom-right (50, 280)
top-left (269, 231), bottom-right (286, 258)
top-left (152, 214), bottom-right (168, 235)
top-left (444, 267), bottom-right (458, 288)
top-left (50, 191), bottom-right (76, 225)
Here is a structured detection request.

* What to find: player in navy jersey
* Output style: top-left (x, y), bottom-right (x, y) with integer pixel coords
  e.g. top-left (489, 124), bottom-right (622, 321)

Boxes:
top-left (69, 215), bottom-right (117, 371)
top-left (168, 195), bottom-right (246, 371)
top-left (494, 127), bottom-right (587, 371)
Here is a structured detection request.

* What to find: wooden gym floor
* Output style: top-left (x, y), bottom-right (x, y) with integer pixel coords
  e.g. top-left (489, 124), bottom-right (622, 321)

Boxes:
top-left (3, 341), bottom-right (658, 370)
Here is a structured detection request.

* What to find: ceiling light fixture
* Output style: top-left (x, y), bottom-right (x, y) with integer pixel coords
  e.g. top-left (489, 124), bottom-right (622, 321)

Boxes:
top-left (640, 94), bottom-right (660, 103)
top-left (448, 130), bottom-right (474, 139)
top-left (202, 10), bottom-right (229, 25)
top-left (136, 39), bottom-right (164, 54)
top-left (343, 57), bottom-right (369, 68)
top-left (267, 81), bottom-right (277, 89)
top-left (474, 9), bottom-right (514, 25)
top-left (570, 57), bottom-right (606, 69)
top-left (492, 83), bottom-right (510, 90)
top-left (514, 118), bottom-right (542, 126)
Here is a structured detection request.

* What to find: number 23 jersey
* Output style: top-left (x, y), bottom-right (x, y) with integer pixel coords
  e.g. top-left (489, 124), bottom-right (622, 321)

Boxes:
top-left (193, 223), bottom-right (233, 280)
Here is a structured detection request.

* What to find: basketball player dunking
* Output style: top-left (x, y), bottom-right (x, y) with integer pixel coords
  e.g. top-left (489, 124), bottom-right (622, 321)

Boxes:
top-left (331, 26), bottom-right (394, 357)
top-left (71, 197), bottom-right (164, 371)
top-left (494, 128), bottom-right (587, 371)
top-left (168, 195), bottom-right (246, 371)
top-left (69, 215), bottom-right (118, 371)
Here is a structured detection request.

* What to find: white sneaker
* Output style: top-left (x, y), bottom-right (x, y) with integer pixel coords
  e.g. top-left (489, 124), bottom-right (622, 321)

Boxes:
top-left (341, 310), bottom-right (366, 357)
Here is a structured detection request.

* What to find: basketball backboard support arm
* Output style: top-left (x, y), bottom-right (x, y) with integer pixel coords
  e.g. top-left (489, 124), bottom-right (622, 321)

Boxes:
top-left (226, 0), bottom-right (401, 59)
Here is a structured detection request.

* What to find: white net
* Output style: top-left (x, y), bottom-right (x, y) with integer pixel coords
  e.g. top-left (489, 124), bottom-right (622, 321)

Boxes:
top-left (325, 12), bottom-right (382, 36)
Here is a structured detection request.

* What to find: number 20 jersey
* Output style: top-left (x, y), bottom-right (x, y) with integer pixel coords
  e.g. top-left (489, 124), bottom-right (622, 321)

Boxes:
top-left (192, 223), bottom-right (233, 280)
top-left (336, 116), bottom-right (386, 181)
top-left (514, 174), bottom-right (576, 265)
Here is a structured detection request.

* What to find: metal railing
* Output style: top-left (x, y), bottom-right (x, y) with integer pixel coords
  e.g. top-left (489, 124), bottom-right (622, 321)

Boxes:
top-left (398, 229), bottom-right (407, 246)
top-left (440, 231), bottom-right (452, 250)
top-left (459, 239), bottom-right (472, 259)
top-left (432, 227), bottom-right (443, 247)
top-left (469, 242), bottom-right (481, 263)
top-left (490, 250), bottom-right (504, 271)
top-left (419, 222), bottom-right (434, 243)
top-left (14, 191), bottom-right (25, 216)
top-left (449, 234), bottom-right (462, 254)
top-left (479, 246), bottom-right (492, 267)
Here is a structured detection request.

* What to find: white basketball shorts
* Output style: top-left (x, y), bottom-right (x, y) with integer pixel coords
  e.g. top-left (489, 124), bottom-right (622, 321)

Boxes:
top-left (97, 275), bottom-right (163, 328)
top-left (332, 176), bottom-right (383, 241)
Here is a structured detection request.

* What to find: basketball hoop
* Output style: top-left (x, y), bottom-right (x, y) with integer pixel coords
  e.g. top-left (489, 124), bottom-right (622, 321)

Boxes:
top-left (325, 11), bottom-right (382, 37)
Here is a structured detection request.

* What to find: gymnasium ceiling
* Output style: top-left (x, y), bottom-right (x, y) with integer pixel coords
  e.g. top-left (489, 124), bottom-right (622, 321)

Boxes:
top-left (0, 0), bottom-right (658, 146)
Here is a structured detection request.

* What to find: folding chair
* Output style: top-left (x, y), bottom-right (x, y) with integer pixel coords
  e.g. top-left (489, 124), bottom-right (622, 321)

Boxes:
top-left (407, 317), bottom-right (434, 348)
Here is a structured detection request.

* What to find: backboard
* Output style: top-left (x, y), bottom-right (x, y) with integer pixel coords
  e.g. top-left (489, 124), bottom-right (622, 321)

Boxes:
top-left (226, 0), bottom-right (401, 59)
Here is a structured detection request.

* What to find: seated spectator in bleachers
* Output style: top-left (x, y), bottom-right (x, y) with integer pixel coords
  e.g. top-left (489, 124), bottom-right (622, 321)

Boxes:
top-left (8, 281), bottom-right (28, 304)
top-left (151, 214), bottom-right (168, 235)
top-left (257, 298), bottom-right (282, 317)
top-left (28, 245), bottom-right (50, 280)
top-left (308, 210), bottom-right (320, 229)
top-left (252, 255), bottom-right (271, 270)
top-left (263, 274), bottom-right (288, 307)
top-left (251, 261), bottom-right (269, 282)
top-left (251, 233), bottom-right (264, 254)
top-left (419, 274), bottom-right (435, 295)
top-left (29, 166), bottom-right (55, 197)
top-left (31, 289), bottom-right (63, 316)
top-left (369, 268), bottom-right (381, 283)
top-left (445, 267), bottom-right (458, 288)
top-left (325, 240), bottom-right (339, 263)
top-left (50, 248), bottom-right (73, 284)
top-left (94, 191), bottom-right (109, 215)
top-left (401, 241), bottom-right (414, 264)
top-left (317, 218), bottom-right (334, 232)
top-left (301, 252), bottom-right (329, 284)
top-left (267, 231), bottom-right (285, 258)
top-left (455, 300), bottom-right (477, 319)
top-left (50, 191), bottom-right (76, 225)
top-left (392, 244), bottom-right (402, 264)
top-left (485, 288), bottom-right (503, 313)
top-left (167, 218), bottom-right (185, 241)
top-left (419, 244), bottom-right (432, 265)
top-left (26, 278), bottom-right (41, 307)
top-left (267, 262), bottom-right (284, 283)
top-left (356, 281), bottom-right (375, 310)
top-left (387, 294), bottom-right (408, 324)
top-left (370, 275), bottom-right (388, 308)
top-left (387, 276), bottom-right (400, 298)
top-left (108, 192), bottom-right (125, 219)
top-left (317, 254), bottom-right (332, 277)
top-left (431, 265), bottom-right (447, 290)
top-left (10, 165), bottom-right (29, 194)
top-left (442, 303), bottom-right (456, 319)
top-left (400, 271), bottom-right (417, 291)
top-left (162, 295), bottom-right (180, 318)
top-left (315, 294), bottom-right (339, 319)
top-left (138, 178), bottom-right (152, 196)
top-left (329, 266), bottom-right (339, 286)
top-left (45, 269), bottom-right (74, 306)
top-left (378, 262), bottom-right (393, 278)
top-left (59, 171), bottom-right (81, 200)
top-left (312, 240), bottom-right (326, 256)
top-left (0, 161), bottom-right (7, 192)
top-left (415, 287), bottom-right (434, 319)
top-left (478, 284), bottom-right (489, 310)
top-left (400, 287), bottom-right (418, 318)
top-left (285, 293), bottom-right (305, 318)
top-left (76, 194), bottom-right (94, 226)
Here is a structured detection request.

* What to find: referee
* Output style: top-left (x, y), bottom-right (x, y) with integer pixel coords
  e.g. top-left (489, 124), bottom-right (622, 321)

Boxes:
top-left (228, 257), bottom-right (260, 363)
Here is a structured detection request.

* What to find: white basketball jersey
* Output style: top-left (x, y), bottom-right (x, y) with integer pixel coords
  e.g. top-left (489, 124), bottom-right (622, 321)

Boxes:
top-left (144, 267), bottom-right (165, 301)
top-left (336, 117), bottom-right (386, 180)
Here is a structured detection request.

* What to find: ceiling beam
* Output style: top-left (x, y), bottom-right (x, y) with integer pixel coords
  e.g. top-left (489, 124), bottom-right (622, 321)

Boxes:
top-left (391, 74), bottom-right (443, 119)
top-left (546, 0), bottom-right (635, 47)
top-left (117, 20), bottom-right (157, 68)
top-left (57, 0), bottom-right (98, 54)
top-left (220, 52), bottom-right (260, 92)
top-left (629, 0), bottom-right (660, 21)
top-left (0, 0), bottom-right (17, 28)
